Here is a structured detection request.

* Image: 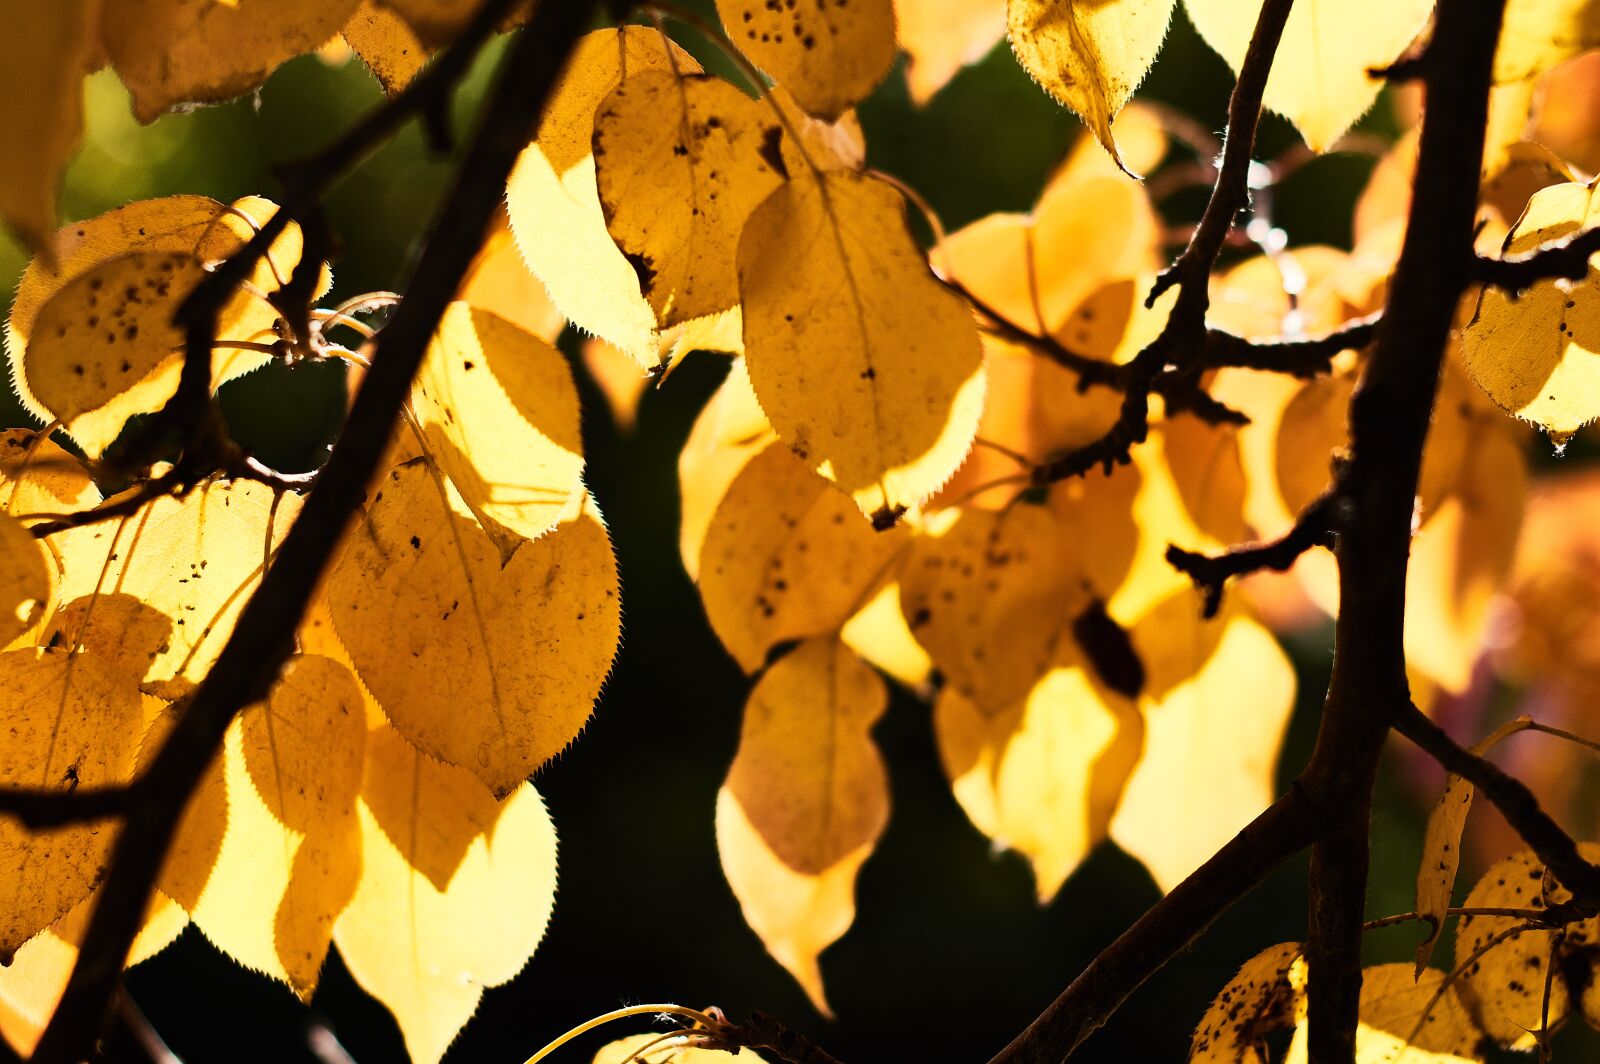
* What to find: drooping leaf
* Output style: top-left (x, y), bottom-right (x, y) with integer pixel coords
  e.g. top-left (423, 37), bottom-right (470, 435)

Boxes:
top-left (593, 72), bottom-right (786, 327)
top-left (0, 648), bottom-right (144, 961)
top-left (343, 0), bottom-right (427, 96)
top-left (901, 501), bottom-right (1088, 713)
top-left (716, 638), bottom-right (888, 1014)
top-left (189, 656), bottom-right (366, 997)
top-left (1183, 0), bottom-right (1434, 152)
top-left (1110, 597), bottom-right (1295, 892)
top-left (1460, 178), bottom-right (1600, 442)
top-left (329, 464), bottom-right (620, 797)
top-left (716, 0), bottom-right (896, 120)
top-left (737, 170), bottom-right (985, 523)
top-left (679, 358), bottom-right (777, 582)
top-left (936, 649), bottom-right (1142, 900)
top-left (1496, 0), bottom-right (1600, 83)
top-left (335, 770), bottom-right (557, 1064)
top-left (1190, 942), bottom-right (1307, 1062)
top-left (102, 0), bottom-right (362, 121)
top-left (506, 27), bottom-right (702, 367)
top-left (896, 0), bottom-right (1008, 104)
top-left (699, 442), bottom-right (909, 672)
top-left (1452, 848), bottom-right (1600, 1050)
top-left (410, 302), bottom-right (585, 553)
top-left (1412, 717), bottom-right (1536, 977)
top-left (0, 0), bottom-right (98, 255)
top-left (1008, 0), bottom-right (1178, 171)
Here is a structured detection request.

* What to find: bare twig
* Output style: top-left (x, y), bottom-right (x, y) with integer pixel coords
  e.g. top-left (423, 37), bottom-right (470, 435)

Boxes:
top-left (1167, 491), bottom-right (1339, 618)
top-left (26, 4), bottom-right (600, 1059)
top-left (1198, 314), bottom-right (1381, 377)
top-left (1474, 226), bottom-right (1600, 295)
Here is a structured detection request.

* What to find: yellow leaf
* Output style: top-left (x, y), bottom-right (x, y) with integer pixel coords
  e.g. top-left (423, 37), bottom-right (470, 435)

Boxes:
top-left (840, 581), bottom-right (934, 689)
top-left (0, 888), bottom-right (185, 1056)
top-left (1183, 0), bottom-right (1433, 152)
top-left (1452, 848), bottom-right (1599, 1049)
top-left (901, 501), bottom-right (1088, 713)
top-left (329, 465), bottom-right (620, 797)
top-left (335, 770), bottom-right (557, 1064)
top-left (1043, 102), bottom-right (1169, 191)
top-left (137, 698), bottom-right (228, 913)
top-left (411, 302), bottom-right (585, 552)
top-left (1496, 0), bottom-right (1600, 83)
top-left (594, 72), bottom-right (787, 327)
top-left (716, 639), bottom-right (888, 1014)
top-left (716, 0), bottom-right (896, 120)
top-left (0, 648), bottom-right (144, 961)
top-left (0, 0), bottom-right (98, 255)
top-left (55, 479), bottom-right (301, 688)
top-left (594, 1034), bottom-right (766, 1064)
top-left (581, 338), bottom-right (650, 433)
top-left (456, 211), bottom-right (564, 344)
top-left (102, 0), bottom-right (362, 121)
top-left (936, 652), bottom-right (1142, 900)
top-left (0, 514), bottom-right (49, 648)
top-left (1460, 178), bottom-right (1600, 441)
top-left (700, 442), bottom-right (909, 672)
top-left (679, 358), bottom-right (777, 582)
top-left (9, 195), bottom-right (314, 456)
top-left (1284, 964), bottom-right (1482, 1063)
top-left (895, 0), bottom-right (1007, 104)
top-left (190, 657), bottom-right (366, 997)
top-left (738, 170), bottom-right (985, 522)
top-left (343, 0), bottom-right (427, 95)
top-left (506, 27), bottom-right (702, 367)
top-left (1110, 598), bottom-right (1294, 892)
top-left (1190, 942), bottom-right (1306, 1063)
top-left (1163, 416), bottom-right (1248, 547)
top-left (1008, 0), bottom-right (1178, 171)
top-left (1412, 717), bottom-right (1535, 977)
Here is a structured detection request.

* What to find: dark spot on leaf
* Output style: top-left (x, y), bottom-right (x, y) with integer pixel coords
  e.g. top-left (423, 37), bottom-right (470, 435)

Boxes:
top-left (759, 126), bottom-right (789, 179)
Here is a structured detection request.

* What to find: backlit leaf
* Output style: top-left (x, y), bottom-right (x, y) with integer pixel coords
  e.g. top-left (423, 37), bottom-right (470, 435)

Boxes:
top-left (0, 514), bottom-right (49, 648)
top-left (102, 0), bottom-right (362, 122)
top-left (507, 27), bottom-right (702, 367)
top-left (455, 210), bottom-right (564, 344)
top-left (936, 649), bottom-right (1142, 900)
top-left (343, 0), bottom-right (426, 96)
top-left (1283, 964), bottom-right (1482, 1064)
top-left (0, 0), bottom-right (98, 255)
top-left (1111, 599), bottom-right (1295, 892)
top-left (335, 775), bottom-right (557, 1064)
top-left (737, 170), bottom-right (985, 522)
top-left (716, 639), bottom-right (888, 1014)
top-left (896, 0), bottom-right (1007, 104)
top-left (1184, 0), bottom-right (1433, 152)
top-left (1190, 942), bottom-right (1306, 1063)
top-left (1496, 0), bottom-right (1600, 83)
top-left (716, 0), bottom-right (896, 120)
top-left (1459, 178), bottom-right (1600, 442)
top-left (329, 464), bottom-right (620, 797)
top-left (1008, 0), bottom-right (1178, 171)
top-left (700, 442), bottom-right (909, 672)
top-left (0, 648), bottom-right (143, 961)
top-left (679, 358), bottom-right (778, 582)
top-left (593, 72), bottom-right (786, 327)
top-left (411, 302), bottom-right (585, 552)
top-left (594, 1035), bottom-right (766, 1064)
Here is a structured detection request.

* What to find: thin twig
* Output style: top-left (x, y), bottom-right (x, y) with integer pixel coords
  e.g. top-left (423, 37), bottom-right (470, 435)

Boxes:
top-left (1474, 226), bottom-right (1600, 295)
top-left (1166, 491), bottom-right (1338, 617)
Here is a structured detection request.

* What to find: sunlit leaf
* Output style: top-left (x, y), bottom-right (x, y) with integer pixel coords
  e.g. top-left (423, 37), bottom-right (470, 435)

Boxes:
top-left (1283, 964), bottom-right (1483, 1064)
top-left (1008, 0), bottom-right (1178, 171)
top-left (737, 170), bottom-right (985, 523)
top-left (896, 0), bottom-right (1007, 104)
top-left (1190, 942), bottom-right (1306, 1063)
top-left (343, 0), bottom-right (427, 96)
top-left (716, 638), bottom-right (888, 1014)
top-left (329, 464), bottom-right (619, 797)
top-left (716, 0), bottom-right (896, 120)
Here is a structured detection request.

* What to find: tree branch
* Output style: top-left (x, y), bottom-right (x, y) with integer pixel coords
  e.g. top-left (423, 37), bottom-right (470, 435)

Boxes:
top-left (1198, 314), bottom-right (1381, 377)
top-left (1392, 701), bottom-right (1600, 911)
top-left (1473, 226), bottom-right (1600, 295)
top-left (1166, 490), bottom-right (1338, 618)
top-left (1295, 2), bottom-right (1510, 1058)
top-left (1030, 0), bottom-right (1296, 485)
top-left (984, 784), bottom-right (1325, 1064)
top-left (25, 4), bottom-right (600, 1059)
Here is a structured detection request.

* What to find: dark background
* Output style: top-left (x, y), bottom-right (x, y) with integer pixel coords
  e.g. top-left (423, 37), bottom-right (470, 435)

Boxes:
top-left (1, 6), bottom-right (1592, 1062)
